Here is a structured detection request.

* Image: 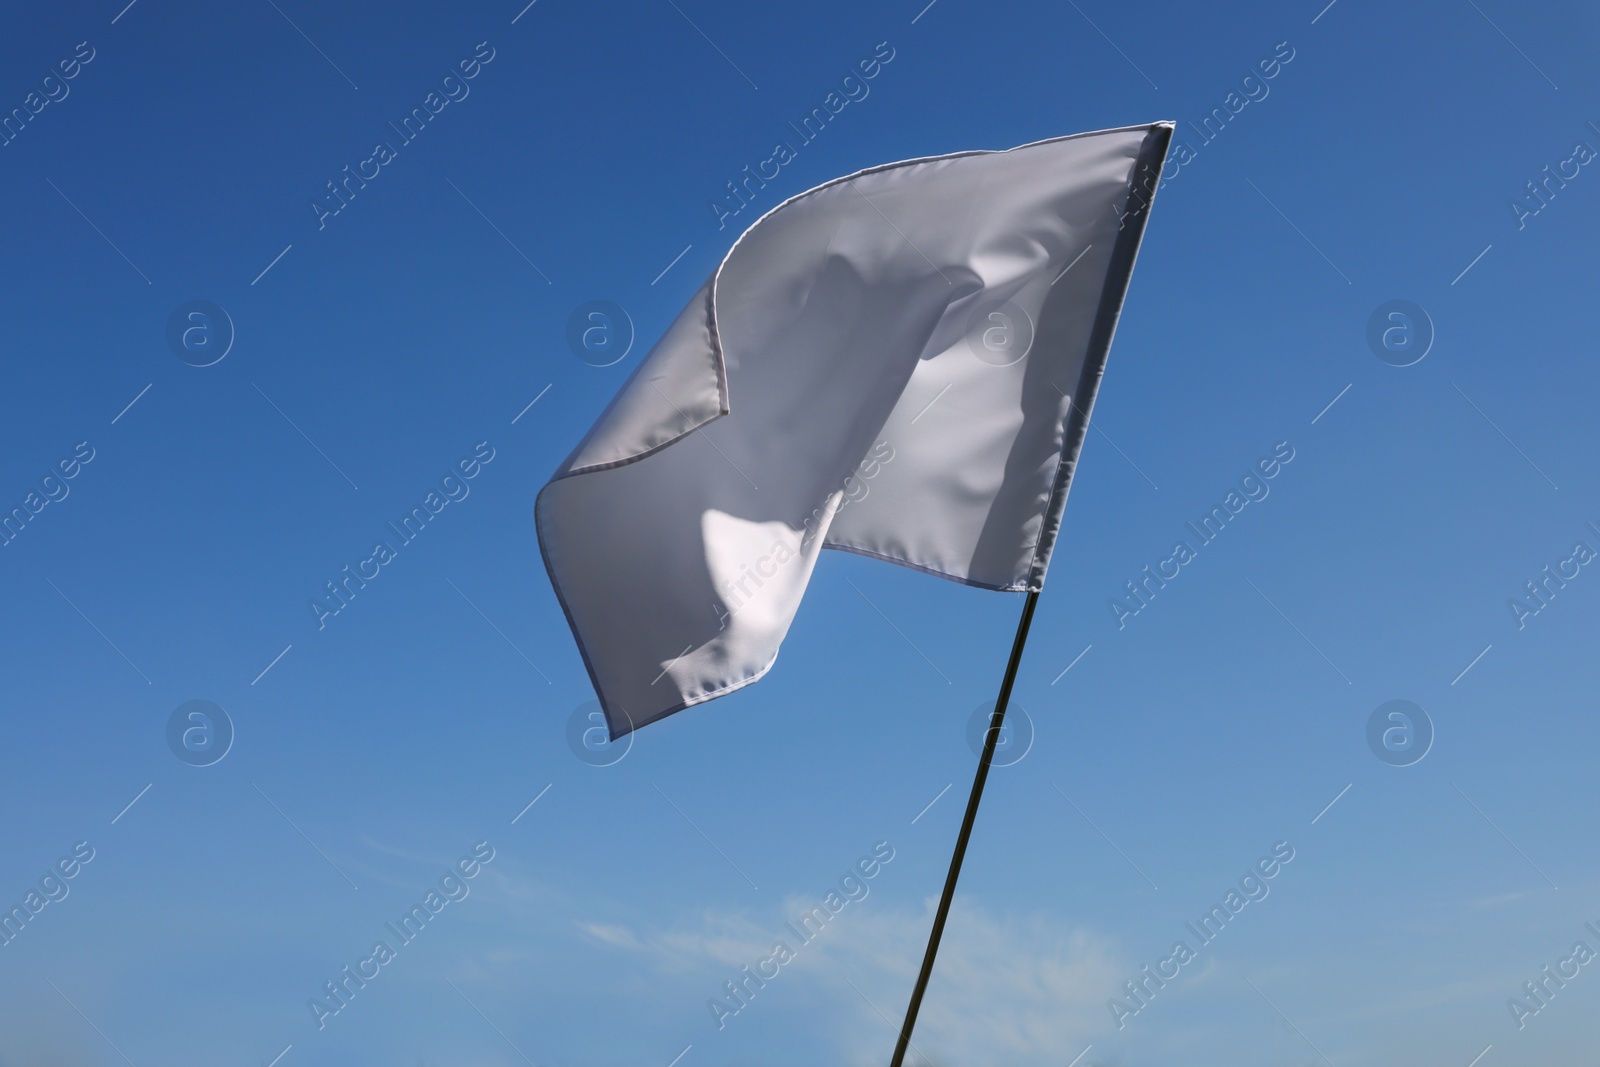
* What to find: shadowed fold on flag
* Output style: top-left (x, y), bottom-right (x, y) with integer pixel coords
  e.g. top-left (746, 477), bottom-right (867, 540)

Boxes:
top-left (537, 122), bottom-right (1173, 737)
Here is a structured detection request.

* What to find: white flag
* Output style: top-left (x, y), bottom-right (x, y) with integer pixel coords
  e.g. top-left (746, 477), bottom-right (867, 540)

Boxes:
top-left (538, 122), bottom-right (1172, 736)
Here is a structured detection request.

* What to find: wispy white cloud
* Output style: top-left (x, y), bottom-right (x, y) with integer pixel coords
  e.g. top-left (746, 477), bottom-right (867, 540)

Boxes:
top-left (1464, 889), bottom-right (1540, 910)
top-left (577, 920), bottom-right (647, 950)
top-left (570, 892), bottom-right (1125, 1066)
top-left (822, 899), bottom-right (1122, 1067)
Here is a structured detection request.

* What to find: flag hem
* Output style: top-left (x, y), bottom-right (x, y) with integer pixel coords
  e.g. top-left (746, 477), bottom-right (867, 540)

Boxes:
top-left (821, 540), bottom-right (1029, 592)
top-left (1025, 122), bottom-right (1174, 592)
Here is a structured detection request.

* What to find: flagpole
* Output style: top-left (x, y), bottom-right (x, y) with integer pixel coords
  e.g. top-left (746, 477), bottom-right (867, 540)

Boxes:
top-left (889, 588), bottom-right (1040, 1067)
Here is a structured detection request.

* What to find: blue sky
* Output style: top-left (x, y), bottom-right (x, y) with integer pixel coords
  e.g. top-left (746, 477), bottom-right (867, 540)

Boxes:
top-left (2, 0), bottom-right (1599, 1064)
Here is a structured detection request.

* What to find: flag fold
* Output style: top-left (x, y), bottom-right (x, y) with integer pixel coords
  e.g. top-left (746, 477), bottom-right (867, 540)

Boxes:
top-left (538, 122), bottom-right (1173, 736)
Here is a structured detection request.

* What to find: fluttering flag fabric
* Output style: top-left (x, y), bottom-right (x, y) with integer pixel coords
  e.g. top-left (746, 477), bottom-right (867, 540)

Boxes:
top-left (538, 122), bottom-right (1173, 737)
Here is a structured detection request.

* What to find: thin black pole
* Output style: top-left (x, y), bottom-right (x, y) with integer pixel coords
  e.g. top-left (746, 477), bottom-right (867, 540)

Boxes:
top-left (889, 589), bottom-right (1040, 1067)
